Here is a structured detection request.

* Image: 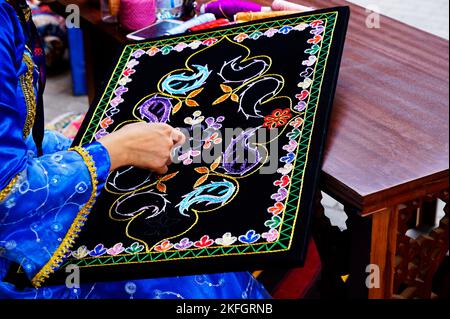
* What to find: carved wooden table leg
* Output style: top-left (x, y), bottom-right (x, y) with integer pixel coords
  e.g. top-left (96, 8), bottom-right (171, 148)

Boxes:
top-left (314, 188), bottom-right (449, 299)
top-left (368, 206), bottom-right (399, 298)
top-left (392, 190), bottom-right (449, 299)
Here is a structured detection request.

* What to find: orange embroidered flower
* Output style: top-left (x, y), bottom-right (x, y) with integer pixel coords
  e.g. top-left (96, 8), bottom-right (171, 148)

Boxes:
top-left (263, 108), bottom-right (292, 129)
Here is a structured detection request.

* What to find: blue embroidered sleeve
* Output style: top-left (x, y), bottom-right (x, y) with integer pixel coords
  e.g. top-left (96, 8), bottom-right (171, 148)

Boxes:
top-left (0, 1), bottom-right (111, 287)
top-left (26, 130), bottom-right (73, 155)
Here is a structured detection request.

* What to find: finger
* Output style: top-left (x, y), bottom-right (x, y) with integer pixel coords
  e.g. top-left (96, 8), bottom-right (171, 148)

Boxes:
top-left (171, 129), bottom-right (186, 146)
top-left (154, 165), bottom-right (169, 175)
top-left (158, 123), bottom-right (175, 134)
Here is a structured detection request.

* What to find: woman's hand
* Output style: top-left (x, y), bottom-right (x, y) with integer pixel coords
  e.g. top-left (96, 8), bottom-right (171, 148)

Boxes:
top-left (98, 122), bottom-right (186, 174)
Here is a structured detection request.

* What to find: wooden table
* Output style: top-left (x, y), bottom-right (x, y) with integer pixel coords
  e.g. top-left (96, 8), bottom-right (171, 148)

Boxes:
top-left (51, 0), bottom-right (449, 299)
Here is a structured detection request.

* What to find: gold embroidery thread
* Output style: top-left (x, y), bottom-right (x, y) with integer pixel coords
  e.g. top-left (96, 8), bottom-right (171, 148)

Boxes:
top-left (21, 53), bottom-right (36, 139)
top-left (0, 175), bottom-right (19, 202)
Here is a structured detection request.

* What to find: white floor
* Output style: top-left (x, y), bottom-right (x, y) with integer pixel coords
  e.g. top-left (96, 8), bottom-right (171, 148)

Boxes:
top-left (348, 0), bottom-right (449, 39)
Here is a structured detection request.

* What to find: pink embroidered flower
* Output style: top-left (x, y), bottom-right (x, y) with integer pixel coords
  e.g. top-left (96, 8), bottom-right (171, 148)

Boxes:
top-left (282, 140), bottom-right (298, 152)
top-left (263, 108), bottom-right (292, 129)
top-left (107, 243), bottom-right (125, 256)
top-left (262, 229), bottom-right (279, 242)
top-left (126, 59), bottom-right (139, 68)
top-left (264, 28), bottom-right (278, 37)
top-left (110, 96), bottom-right (124, 107)
top-left (178, 149), bottom-right (201, 165)
top-left (174, 42), bottom-right (188, 52)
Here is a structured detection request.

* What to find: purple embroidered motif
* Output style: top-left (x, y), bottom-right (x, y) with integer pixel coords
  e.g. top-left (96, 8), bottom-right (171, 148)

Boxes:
top-left (137, 96), bottom-right (172, 123)
top-left (223, 128), bottom-right (261, 175)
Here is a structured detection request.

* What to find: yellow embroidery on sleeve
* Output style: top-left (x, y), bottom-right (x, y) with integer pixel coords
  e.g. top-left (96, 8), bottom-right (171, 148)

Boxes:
top-left (21, 53), bottom-right (36, 139)
top-left (0, 175), bottom-right (19, 202)
top-left (31, 146), bottom-right (99, 287)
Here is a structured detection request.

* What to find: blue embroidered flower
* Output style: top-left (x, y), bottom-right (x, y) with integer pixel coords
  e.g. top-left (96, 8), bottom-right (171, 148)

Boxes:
top-left (238, 230), bottom-right (260, 244)
top-left (89, 244), bottom-right (107, 257)
top-left (279, 26), bottom-right (293, 34)
top-left (280, 152), bottom-right (295, 164)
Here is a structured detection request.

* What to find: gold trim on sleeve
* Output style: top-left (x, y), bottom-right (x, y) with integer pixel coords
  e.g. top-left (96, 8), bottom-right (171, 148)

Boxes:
top-left (31, 146), bottom-right (99, 287)
top-left (0, 175), bottom-right (19, 202)
top-left (20, 53), bottom-right (37, 139)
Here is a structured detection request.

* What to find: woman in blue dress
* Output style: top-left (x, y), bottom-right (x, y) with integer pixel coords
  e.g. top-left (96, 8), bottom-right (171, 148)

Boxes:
top-left (0, 0), bottom-right (270, 299)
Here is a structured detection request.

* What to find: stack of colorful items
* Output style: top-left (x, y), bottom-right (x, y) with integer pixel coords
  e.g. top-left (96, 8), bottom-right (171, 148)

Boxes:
top-left (174, 0), bottom-right (315, 33)
top-left (109, 0), bottom-right (315, 35)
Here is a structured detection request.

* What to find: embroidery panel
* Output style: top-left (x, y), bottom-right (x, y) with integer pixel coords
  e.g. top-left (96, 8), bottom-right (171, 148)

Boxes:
top-left (59, 9), bottom-right (349, 282)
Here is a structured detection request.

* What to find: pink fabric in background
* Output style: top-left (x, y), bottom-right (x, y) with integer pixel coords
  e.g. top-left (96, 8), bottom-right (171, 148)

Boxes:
top-left (119, 0), bottom-right (157, 31)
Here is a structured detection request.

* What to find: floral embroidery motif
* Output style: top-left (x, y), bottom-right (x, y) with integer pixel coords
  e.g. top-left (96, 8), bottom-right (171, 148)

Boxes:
top-left (238, 230), bottom-right (260, 244)
top-left (262, 229), bottom-right (279, 242)
top-left (125, 242), bottom-right (145, 254)
top-left (263, 108), bottom-right (292, 129)
top-left (174, 238), bottom-right (194, 250)
top-left (106, 243), bottom-right (125, 256)
top-left (154, 240), bottom-right (173, 252)
top-left (215, 233), bottom-right (237, 246)
top-left (194, 235), bottom-right (214, 248)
